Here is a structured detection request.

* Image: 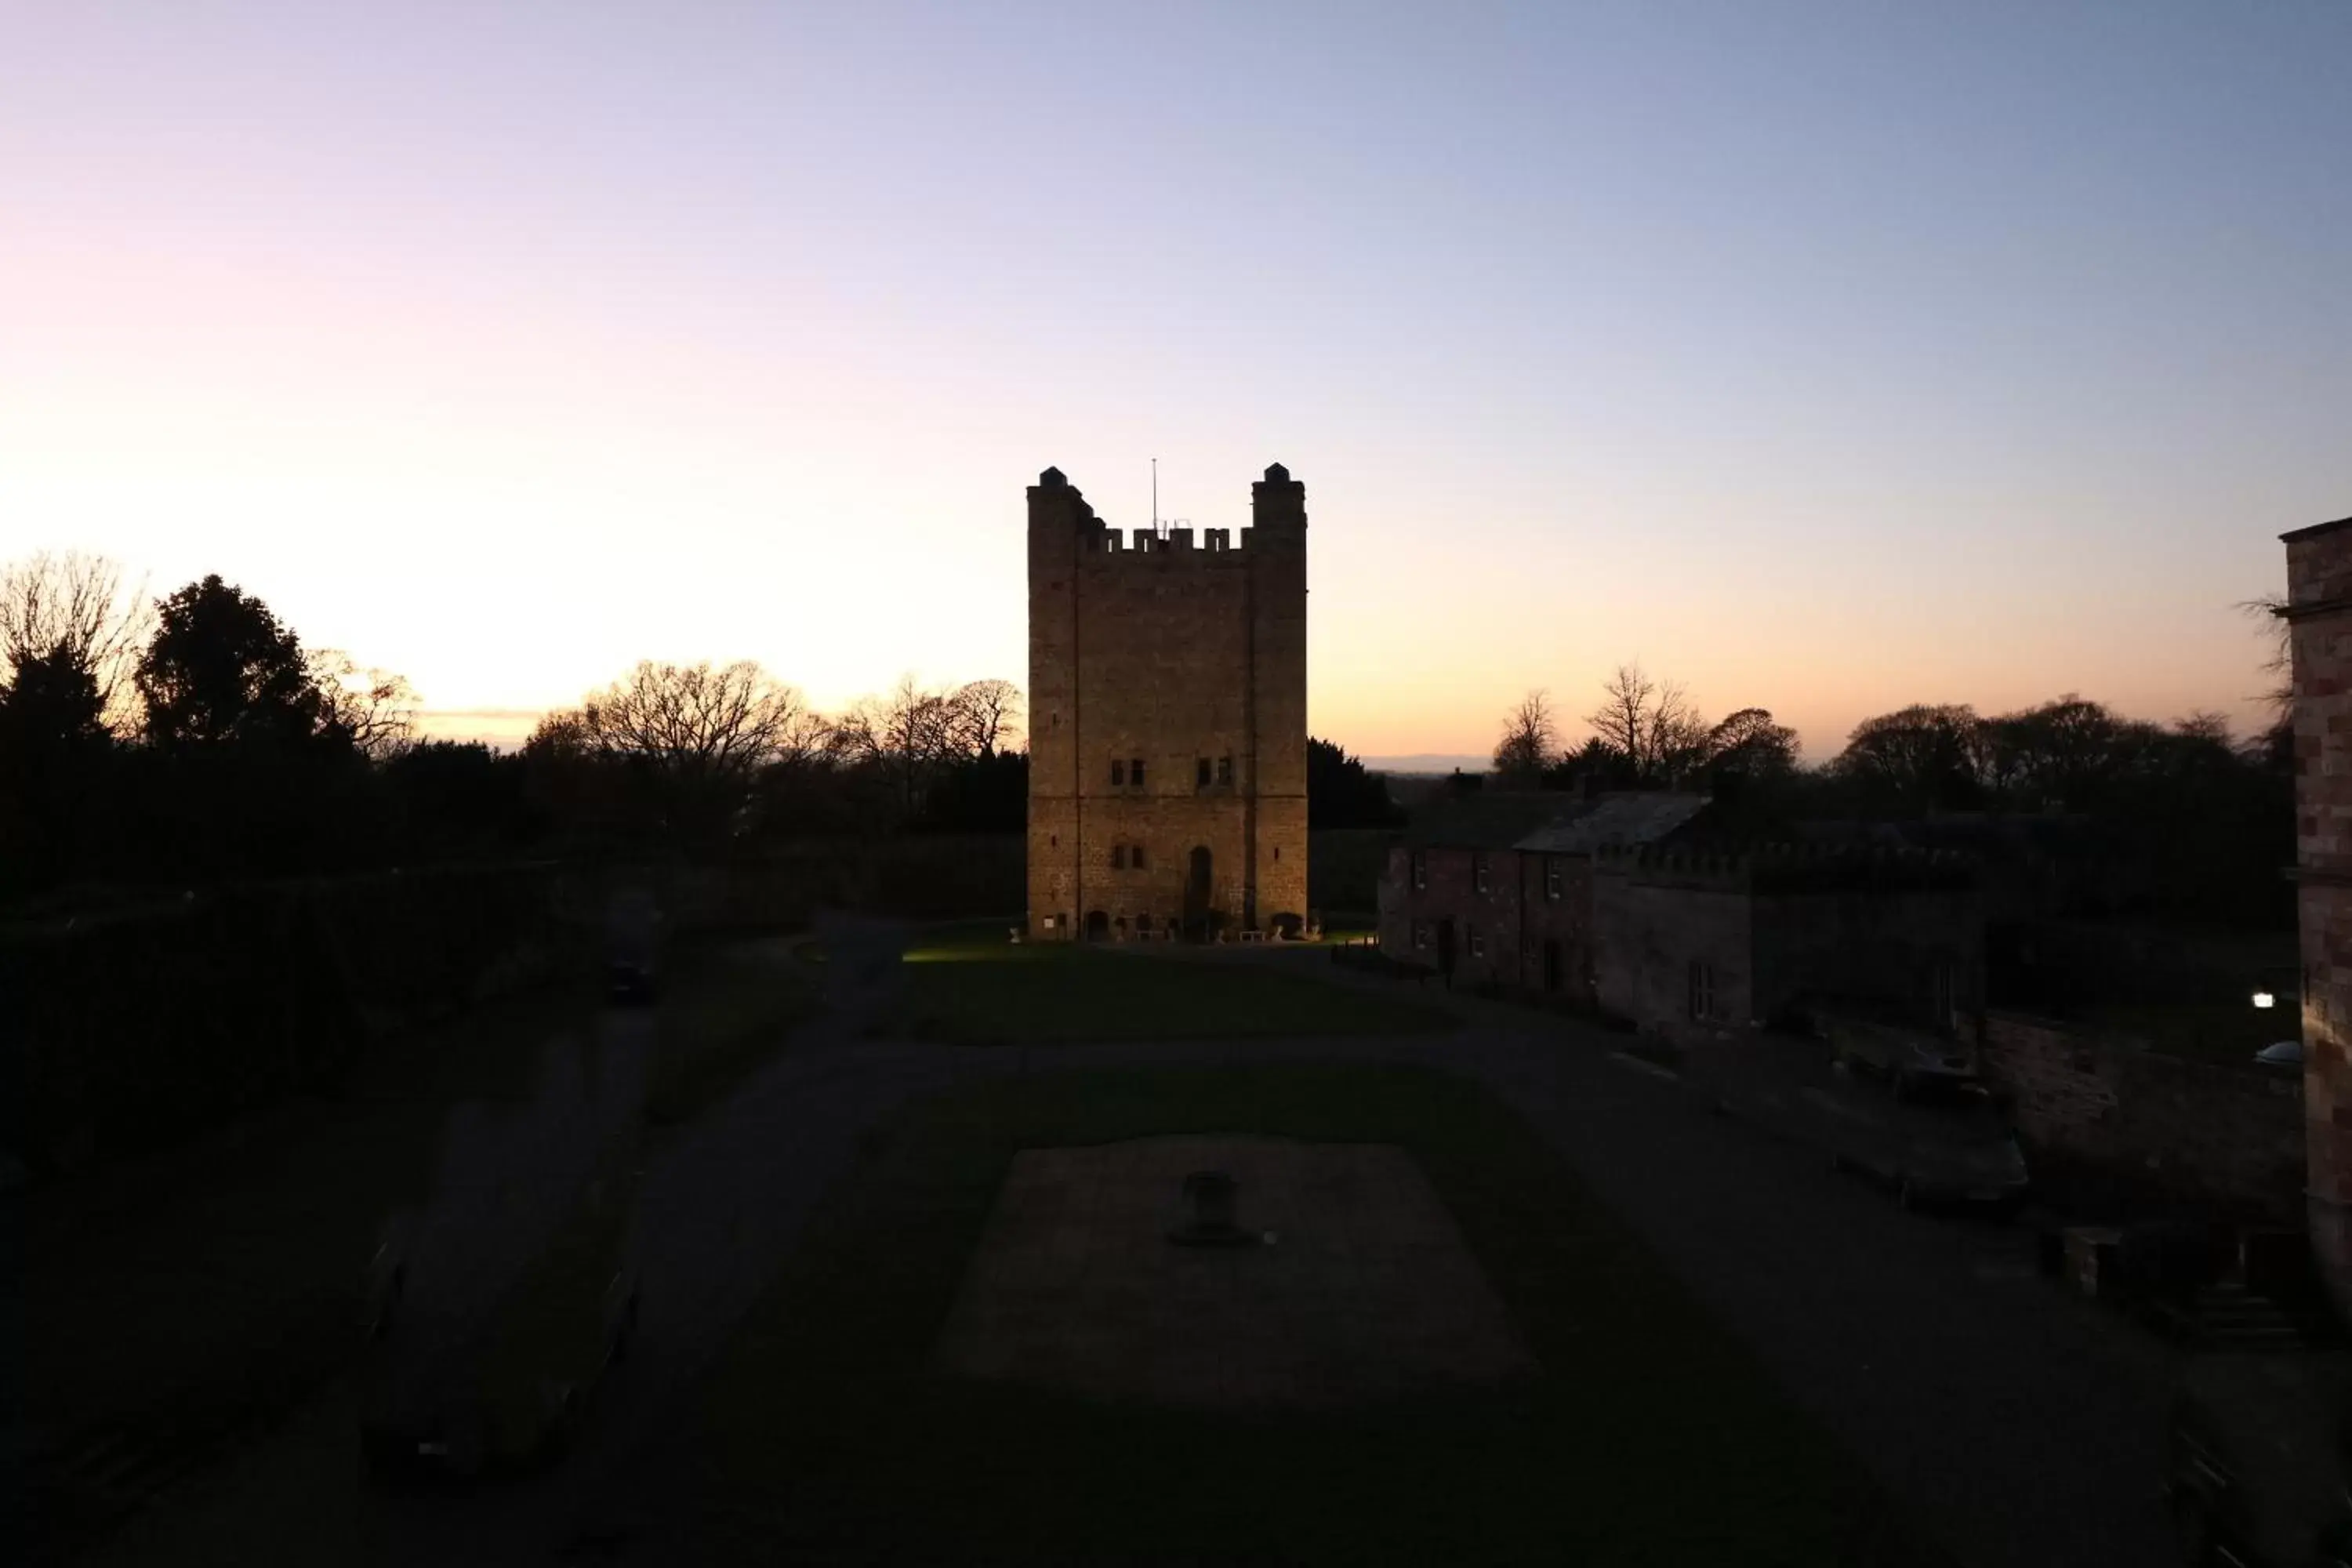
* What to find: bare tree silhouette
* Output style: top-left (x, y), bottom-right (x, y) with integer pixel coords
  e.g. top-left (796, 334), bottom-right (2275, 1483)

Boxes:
top-left (578, 659), bottom-right (810, 780)
top-left (0, 550), bottom-right (153, 734)
top-left (308, 650), bottom-right (419, 761)
top-left (1585, 663), bottom-right (1708, 783)
top-left (949, 677), bottom-right (1024, 758)
top-left (1491, 689), bottom-right (1557, 784)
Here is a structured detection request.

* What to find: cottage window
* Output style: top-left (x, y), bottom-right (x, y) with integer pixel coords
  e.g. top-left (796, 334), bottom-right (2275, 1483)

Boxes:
top-left (1688, 960), bottom-right (1715, 1022)
top-left (1413, 921), bottom-right (1430, 950)
top-left (1545, 859), bottom-right (1563, 900)
top-left (1468, 927), bottom-right (1486, 959)
top-left (1217, 754), bottom-right (1233, 786)
top-left (1411, 850), bottom-right (1427, 891)
top-left (1110, 759), bottom-right (1125, 786)
top-left (1474, 853), bottom-right (1490, 894)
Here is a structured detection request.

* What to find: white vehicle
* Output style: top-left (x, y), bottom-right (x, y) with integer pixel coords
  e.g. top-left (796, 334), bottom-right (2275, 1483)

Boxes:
top-left (1823, 1079), bottom-right (2030, 1214)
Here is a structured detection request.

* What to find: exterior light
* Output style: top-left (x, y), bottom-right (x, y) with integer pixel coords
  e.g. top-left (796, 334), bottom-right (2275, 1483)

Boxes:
top-left (2252, 990), bottom-right (2276, 1009)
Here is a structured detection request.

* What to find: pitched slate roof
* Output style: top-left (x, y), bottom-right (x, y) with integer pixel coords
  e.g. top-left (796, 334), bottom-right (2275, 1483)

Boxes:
top-left (1402, 789), bottom-right (1709, 852)
top-left (1399, 791), bottom-right (1579, 850)
top-left (1514, 793), bottom-right (1710, 855)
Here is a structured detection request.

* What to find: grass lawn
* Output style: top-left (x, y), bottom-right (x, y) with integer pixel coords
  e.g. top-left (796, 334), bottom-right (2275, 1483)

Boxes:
top-left (655, 1065), bottom-right (1940, 1566)
top-left (896, 924), bottom-right (1456, 1044)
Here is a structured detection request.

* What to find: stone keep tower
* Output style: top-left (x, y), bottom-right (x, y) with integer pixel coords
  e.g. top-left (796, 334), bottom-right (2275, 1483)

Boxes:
top-left (1026, 463), bottom-right (1308, 941)
top-left (2283, 512), bottom-right (2352, 1321)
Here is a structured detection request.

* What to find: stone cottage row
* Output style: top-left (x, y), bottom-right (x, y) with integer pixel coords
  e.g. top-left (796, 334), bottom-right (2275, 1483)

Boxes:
top-left (1375, 788), bottom-right (1983, 1044)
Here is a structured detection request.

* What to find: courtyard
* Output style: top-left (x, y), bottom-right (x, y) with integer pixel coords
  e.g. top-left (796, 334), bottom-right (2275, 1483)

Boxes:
top-left (55, 934), bottom-right (2180, 1568)
top-left (625, 1063), bottom-right (1931, 1566)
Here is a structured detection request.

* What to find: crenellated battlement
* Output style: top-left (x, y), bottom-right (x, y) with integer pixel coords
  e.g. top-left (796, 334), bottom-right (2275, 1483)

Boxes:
top-left (1033, 465), bottom-right (1302, 563)
top-left (1085, 523), bottom-right (1254, 559)
top-left (1595, 839), bottom-right (1977, 894)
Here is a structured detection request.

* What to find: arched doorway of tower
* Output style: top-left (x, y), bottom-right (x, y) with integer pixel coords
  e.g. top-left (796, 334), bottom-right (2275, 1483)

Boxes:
top-left (1183, 846), bottom-right (1213, 941)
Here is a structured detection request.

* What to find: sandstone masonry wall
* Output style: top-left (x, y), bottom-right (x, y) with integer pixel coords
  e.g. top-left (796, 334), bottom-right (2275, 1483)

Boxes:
top-left (1026, 466), bottom-right (1308, 938)
top-left (1592, 872), bottom-right (1755, 1042)
top-left (1518, 852), bottom-right (1600, 1006)
top-left (1976, 1011), bottom-right (2304, 1218)
top-left (2283, 514), bottom-right (2352, 1312)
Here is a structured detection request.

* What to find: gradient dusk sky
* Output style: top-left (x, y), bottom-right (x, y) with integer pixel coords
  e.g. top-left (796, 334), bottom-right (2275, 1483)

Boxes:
top-left (4, 2), bottom-right (2346, 761)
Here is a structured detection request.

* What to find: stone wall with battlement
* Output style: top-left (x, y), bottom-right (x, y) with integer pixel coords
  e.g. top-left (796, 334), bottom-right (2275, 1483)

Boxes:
top-left (1026, 464), bottom-right (1308, 938)
top-left (1083, 524), bottom-right (1255, 556)
top-left (1593, 840), bottom-right (1981, 1043)
top-left (1593, 840), bottom-right (1978, 896)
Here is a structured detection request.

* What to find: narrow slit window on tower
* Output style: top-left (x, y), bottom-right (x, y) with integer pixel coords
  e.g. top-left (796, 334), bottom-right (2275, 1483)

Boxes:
top-left (1217, 754), bottom-right (1233, 786)
top-left (1131, 757), bottom-right (1145, 787)
top-left (1132, 844), bottom-right (1146, 870)
top-left (1111, 758), bottom-right (1125, 786)
top-left (1112, 845), bottom-right (1126, 869)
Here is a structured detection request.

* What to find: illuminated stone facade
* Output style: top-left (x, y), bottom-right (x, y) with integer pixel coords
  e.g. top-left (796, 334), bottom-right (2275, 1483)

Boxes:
top-left (2282, 513), bottom-right (2352, 1318)
top-left (1025, 464), bottom-right (1308, 940)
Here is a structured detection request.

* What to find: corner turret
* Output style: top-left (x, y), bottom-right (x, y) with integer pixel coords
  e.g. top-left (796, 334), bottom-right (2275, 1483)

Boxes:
top-left (1250, 463), bottom-right (1306, 531)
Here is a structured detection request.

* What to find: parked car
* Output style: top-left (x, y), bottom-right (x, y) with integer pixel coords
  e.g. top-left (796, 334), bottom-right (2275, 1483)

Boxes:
top-left (1824, 1078), bottom-right (2030, 1214)
top-left (2169, 1349), bottom-right (2352, 1566)
top-left (360, 1147), bottom-right (642, 1477)
top-left (2258, 1040), bottom-right (2306, 1069)
top-left (1824, 1011), bottom-right (1976, 1098)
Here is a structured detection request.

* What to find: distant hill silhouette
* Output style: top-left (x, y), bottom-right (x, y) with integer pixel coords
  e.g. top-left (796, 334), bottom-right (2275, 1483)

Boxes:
top-left (1359, 754), bottom-right (1488, 775)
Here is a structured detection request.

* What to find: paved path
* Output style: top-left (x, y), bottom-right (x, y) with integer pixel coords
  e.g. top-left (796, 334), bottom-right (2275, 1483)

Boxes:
top-left (72, 948), bottom-right (2180, 1568)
